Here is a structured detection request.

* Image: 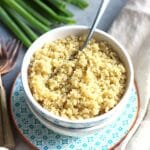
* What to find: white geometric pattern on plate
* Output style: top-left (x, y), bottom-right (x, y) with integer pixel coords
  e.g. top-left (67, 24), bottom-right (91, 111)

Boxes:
top-left (11, 75), bottom-right (138, 150)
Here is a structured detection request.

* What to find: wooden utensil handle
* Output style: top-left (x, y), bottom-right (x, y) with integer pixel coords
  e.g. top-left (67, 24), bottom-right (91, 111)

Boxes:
top-left (0, 92), bottom-right (4, 146)
top-left (0, 75), bottom-right (15, 148)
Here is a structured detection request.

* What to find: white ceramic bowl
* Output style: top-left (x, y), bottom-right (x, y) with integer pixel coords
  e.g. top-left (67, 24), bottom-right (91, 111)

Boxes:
top-left (27, 100), bottom-right (119, 137)
top-left (21, 25), bottom-right (134, 129)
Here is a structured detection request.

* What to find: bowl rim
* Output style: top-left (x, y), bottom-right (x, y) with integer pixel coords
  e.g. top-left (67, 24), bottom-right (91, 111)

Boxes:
top-left (21, 25), bottom-right (134, 125)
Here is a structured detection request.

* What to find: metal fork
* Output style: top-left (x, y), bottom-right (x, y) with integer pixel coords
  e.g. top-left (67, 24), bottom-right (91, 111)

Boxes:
top-left (0, 39), bottom-right (22, 148)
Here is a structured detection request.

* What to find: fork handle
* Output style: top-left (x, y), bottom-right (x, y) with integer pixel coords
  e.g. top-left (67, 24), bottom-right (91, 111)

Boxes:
top-left (0, 85), bottom-right (4, 146)
top-left (0, 75), bottom-right (15, 148)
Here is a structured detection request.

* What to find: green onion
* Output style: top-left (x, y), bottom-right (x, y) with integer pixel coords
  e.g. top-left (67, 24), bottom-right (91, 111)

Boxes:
top-left (63, 0), bottom-right (89, 9)
top-left (47, 0), bottom-right (73, 17)
top-left (2, 0), bottom-right (49, 33)
top-left (5, 8), bottom-right (38, 42)
top-left (33, 0), bottom-right (76, 24)
top-left (0, 0), bottom-right (89, 48)
top-left (15, 0), bottom-right (51, 27)
top-left (48, 0), bottom-right (67, 9)
top-left (0, 6), bottom-right (31, 47)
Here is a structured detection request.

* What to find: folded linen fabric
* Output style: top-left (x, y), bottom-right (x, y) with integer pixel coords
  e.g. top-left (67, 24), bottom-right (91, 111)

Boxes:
top-left (109, 0), bottom-right (150, 149)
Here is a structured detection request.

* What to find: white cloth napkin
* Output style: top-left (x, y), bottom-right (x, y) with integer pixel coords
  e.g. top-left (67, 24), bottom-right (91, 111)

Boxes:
top-left (109, 0), bottom-right (150, 149)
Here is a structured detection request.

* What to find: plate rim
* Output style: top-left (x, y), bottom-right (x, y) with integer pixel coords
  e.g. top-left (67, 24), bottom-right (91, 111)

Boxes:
top-left (9, 73), bottom-right (140, 150)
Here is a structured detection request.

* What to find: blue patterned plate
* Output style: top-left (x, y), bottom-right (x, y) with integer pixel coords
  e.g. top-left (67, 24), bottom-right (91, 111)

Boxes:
top-left (10, 75), bottom-right (139, 150)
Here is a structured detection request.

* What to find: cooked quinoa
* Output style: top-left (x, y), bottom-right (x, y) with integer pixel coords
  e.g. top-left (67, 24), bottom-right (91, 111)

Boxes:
top-left (28, 35), bottom-right (126, 120)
